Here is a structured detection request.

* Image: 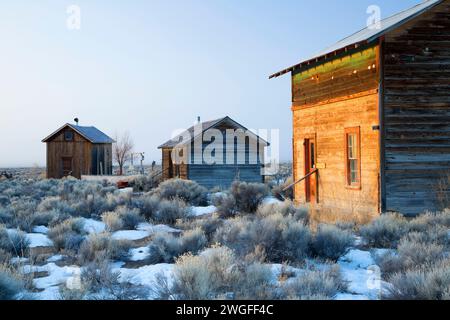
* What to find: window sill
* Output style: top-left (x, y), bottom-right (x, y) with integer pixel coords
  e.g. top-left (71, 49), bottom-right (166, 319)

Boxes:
top-left (346, 185), bottom-right (361, 191)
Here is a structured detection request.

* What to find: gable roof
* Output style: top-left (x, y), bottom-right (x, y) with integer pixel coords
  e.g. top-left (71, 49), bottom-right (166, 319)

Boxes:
top-left (42, 123), bottom-right (115, 144)
top-left (158, 116), bottom-right (269, 149)
top-left (270, 0), bottom-right (443, 79)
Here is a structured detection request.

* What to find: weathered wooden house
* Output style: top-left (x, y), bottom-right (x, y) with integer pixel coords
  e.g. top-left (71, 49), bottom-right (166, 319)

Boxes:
top-left (42, 123), bottom-right (115, 179)
top-left (158, 116), bottom-right (268, 189)
top-left (271, 0), bottom-right (450, 220)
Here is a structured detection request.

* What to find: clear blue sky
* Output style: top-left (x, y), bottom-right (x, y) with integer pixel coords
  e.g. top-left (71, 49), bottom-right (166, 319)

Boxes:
top-left (0, 0), bottom-right (420, 167)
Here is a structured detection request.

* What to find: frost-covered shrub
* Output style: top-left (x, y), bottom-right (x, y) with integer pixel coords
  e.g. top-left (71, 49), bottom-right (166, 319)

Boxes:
top-left (102, 211), bottom-right (124, 232)
top-left (0, 265), bottom-right (24, 300)
top-left (386, 259), bottom-right (450, 300)
top-left (257, 201), bottom-right (308, 222)
top-left (156, 246), bottom-right (276, 300)
top-left (0, 226), bottom-right (30, 256)
top-left (405, 227), bottom-right (450, 248)
top-left (234, 262), bottom-right (275, 300)
top-left (409, 210), bottom-right (450, 232)
top-left (130, 195), bottom-right (160, 220)
top-left (360, 213), bottom-right (409, 248)
top-left (153, 179), bottom-right (208, 206)
top-left (283, 265), bottom-right (346, 300)
top-left (0, 195), bottom-right (10, 207)
top-left (47, 218), bottom-right (86, 251)
top-left (377, 237), bottom-right (446, 276)
top-left (65, 234), bottom-right (86, 252)
top-left (9, 199), bottom-right (38, 231)
top-left (80, 256), bottom-right (147, 300)
top-left (78, 233), bottom-right (132, 264)
top-left (271, 176), bottom-right (294, 201)
top-left (397, 238), bottom-right (444, 267)
top-left (130, 175), bottom-right (159, 193)
top-left (148, 228), bottom-right (207, 263)
top-left (0, 208), bottom-right (12, 225)
top-left (212, 193), bottom-right (237, 218)
top-left (214, 214), bottom-right (311, 263)
top-left (31, 210), bottom-right (66, 228)
top-left (37, 197), bottom-right (75, 218)
top-left (177, 215), bottom-right (223, 242)
top-left (230, 181), bottom-right (269, 213)
top-left (153, 198), bottom-right (190, 225)
top-left (0, 249), bottom-right (12, 264)
top-left (312, 224), bottom-right (353, 261)
top-left (171, 248), bottom-right (235, 300)
top-left (115, 207), bottom-right (143, 230)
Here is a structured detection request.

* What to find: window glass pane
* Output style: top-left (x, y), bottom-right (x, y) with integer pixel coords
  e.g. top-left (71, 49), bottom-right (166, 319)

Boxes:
top-left (65, 131), bottom-right (73, 141)
top-left (350, 159), bottom-right (358, 183)
top-left (347, 132), bottom-right (359, 185)
top-left (310, 143), bottom-right (315, 167)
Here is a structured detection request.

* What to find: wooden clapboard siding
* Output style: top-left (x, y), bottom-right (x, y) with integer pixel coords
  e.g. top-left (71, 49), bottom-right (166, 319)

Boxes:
top-left (293, 91), bottom-right (380, 222)
top-left (161, 147), bottom-right (188, 180)
top-left (292, 46), bottom-right (379, 106)
top-left (188, 165), bottom-right (263, 189)
top-left (383, 1), bottom-right (450, 215)
top-left (46, 130), bottom-right (92, 179)
top-left (91, 144), bottom-right (113, 176)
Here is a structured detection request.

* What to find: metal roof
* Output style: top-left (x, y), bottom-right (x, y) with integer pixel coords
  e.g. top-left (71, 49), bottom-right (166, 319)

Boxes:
top-left (158, 116), bottom-right (269, 148)
top-left (42, 123), bottom-right (115, 144)
top-left (270, 0), bottom-right (443, 79)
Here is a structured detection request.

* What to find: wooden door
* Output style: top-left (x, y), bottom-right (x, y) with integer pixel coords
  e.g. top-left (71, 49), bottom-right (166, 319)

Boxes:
top-left (304, 138), bottom-right (317, 203)
top-left (62, 157), bottom-right (73, 177)
top-left (168, 151), bottom-right (174, 178)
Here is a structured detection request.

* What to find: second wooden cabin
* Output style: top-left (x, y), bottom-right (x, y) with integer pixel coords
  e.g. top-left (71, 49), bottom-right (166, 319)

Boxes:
top-left (158, 116), bottom-right (269, 189)
top-left (271, 0), bottom-right (450, 221)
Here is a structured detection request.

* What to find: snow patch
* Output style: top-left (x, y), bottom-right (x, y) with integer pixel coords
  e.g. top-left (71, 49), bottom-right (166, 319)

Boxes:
top-left (339, 249), bottom-right (374, 269)
top-left (33, 225), bottom-right (49, 234)
top-left (129, 247), bottom-right (150, 261)
top-left (112, 230), bottom-right (150, 241)
top-left (23, 263), bottom-right (82, 300)
top-left (137, 223), bottom-right (181, 234)
top-left (11, 257), bottom-right (29, 264)
top-left (111, 223), bottom-right (181, 241)
top-left (262, 197), bottom-right (282, 205)
top-left (338, 249), bottom-right (381, 300)
top-left (335, 293), bottom-right (369, 300)
top-left (119, 187), bottom-right (134, 194)
top-left (269, 264), bottom-right (304, 284)
top-left (113, 264), bottom-right (174, 299)
top-left (47, 254), bottom-right (65, 263)
top-left (26, 233), bottom-right (53, 248)
top-left (82, 218), bottom-right (106, 234)
top-left (190, 206), bottom-right (217, 217)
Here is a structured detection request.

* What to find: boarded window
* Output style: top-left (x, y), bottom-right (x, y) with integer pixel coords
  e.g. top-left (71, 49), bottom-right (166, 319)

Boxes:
top-left (64, 131), bottom-right (74, 141)
top-left (345, 127), bottom-right (361, 188)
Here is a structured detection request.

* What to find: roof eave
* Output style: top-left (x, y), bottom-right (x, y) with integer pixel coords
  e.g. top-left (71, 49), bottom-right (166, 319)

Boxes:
top-left (269, 0), bottom-right (443, 79)
top-left (269, 40), bottom-right (370, 79)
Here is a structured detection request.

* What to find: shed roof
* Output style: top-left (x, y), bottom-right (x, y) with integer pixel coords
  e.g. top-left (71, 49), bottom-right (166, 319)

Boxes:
top-left (42, 123), bottom-right (115, 144)
top-left (270, 0), bottom-right (443, 79)
top-left (158, 116), bottom-right (269, 148)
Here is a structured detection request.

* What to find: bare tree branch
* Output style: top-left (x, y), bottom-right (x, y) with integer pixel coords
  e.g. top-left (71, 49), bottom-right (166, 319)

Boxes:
top-left (113, 132), bottom-right (134, 176)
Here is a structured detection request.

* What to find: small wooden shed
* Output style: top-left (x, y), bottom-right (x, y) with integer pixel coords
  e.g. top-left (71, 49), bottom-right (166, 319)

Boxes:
top-left (42, 123), bottom-right (115, 179)
top-left (158, 116), bottom-right (269, 189)
top-left (270, 0), bottom-right (450, 220)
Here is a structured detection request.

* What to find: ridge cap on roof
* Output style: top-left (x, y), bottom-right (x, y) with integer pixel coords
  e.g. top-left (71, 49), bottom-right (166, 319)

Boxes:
top-left (158, 116), bottom-right (269, 148)
top-left (42, 123), bottom-right (114, 144)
